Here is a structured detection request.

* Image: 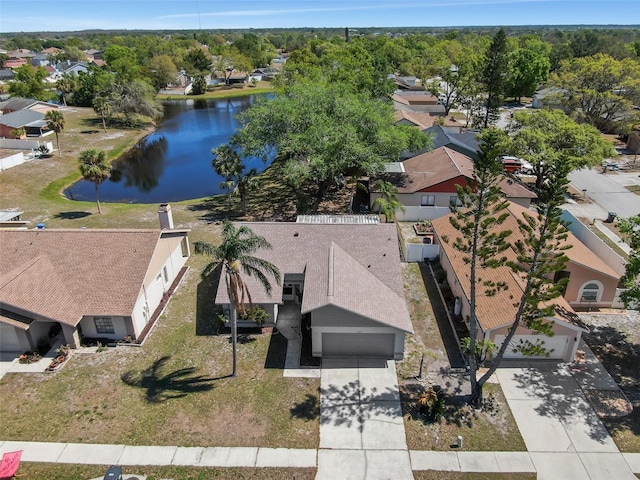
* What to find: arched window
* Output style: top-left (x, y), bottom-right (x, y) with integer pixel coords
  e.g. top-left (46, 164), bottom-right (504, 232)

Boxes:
top-left (579, 281), bottom-right (603, 303)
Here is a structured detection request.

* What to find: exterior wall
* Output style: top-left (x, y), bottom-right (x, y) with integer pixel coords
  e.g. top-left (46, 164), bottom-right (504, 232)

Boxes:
top-left (563, 262), bottom-right (619, 310)
top-left (131, 232), bottom-right (190, 337)
top-left (396, 206), bottom-right (453, 222)
top-left (310, 305), bottom-right (406, 359)
top-left (0, 323), bottom-right (30, 352)
top-left (78, 316), bottom-right (129, 340)
top-left (406, 243), bottom-right (440, 262)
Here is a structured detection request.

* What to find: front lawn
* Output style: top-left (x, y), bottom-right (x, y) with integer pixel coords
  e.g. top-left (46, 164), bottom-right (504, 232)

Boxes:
top-left (0, 250), bottom-right (320, 448)
top-left (398, 263), bottom-right (526, 452)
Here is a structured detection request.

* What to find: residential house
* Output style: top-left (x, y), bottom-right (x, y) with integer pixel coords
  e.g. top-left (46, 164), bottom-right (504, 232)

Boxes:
top-left (0, 110), bottom-right (50, 138)
top-left (394, 110), bottom-right (438, 130)
top-left (401, 124), bottom-right (480, 161)
top-left (214, 221), bottom-right (413, 359)
top-left (370, 146), bottom-right (536, 221)
top-left (31, 53), bottom-right (51, 67)
top-left (0, 96), bottom-right (59, 115)
top-left (0, 69), bottom-right (15, 83)
top-left (532, 87), bottom-right (565, 109)
top-left (0, 205), bottom-right (190, 353)
top-left (393, 91), bottom-right (445, 115)
top-left (431, 201), bottom-right (621, 361)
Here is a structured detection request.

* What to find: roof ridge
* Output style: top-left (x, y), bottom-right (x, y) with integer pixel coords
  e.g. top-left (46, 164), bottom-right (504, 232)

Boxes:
top-left (327, 242), bottom-right (335, 298)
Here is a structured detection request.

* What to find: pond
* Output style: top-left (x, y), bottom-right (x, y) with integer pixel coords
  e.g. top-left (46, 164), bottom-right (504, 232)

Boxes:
top-left (64, 95), bottom-right (270, 204)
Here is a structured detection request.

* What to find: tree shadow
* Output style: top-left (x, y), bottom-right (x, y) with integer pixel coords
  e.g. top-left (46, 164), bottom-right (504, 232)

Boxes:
top-left (290, 380), bottom-right (402, 432)
top-left (510, 365), bottom-right (614, 443)
top-left (52, 211), bottom-right (92, 220)
top-left (121, 355), bottom-right (217, 403)
top-left (195, 265), bottom-right (222, 336)
top-left (400, 381), bottom-right (476, 428)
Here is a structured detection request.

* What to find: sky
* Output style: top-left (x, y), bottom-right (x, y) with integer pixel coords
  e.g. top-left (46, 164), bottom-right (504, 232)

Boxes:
top-left (0, 0), bottom-right (638, 33)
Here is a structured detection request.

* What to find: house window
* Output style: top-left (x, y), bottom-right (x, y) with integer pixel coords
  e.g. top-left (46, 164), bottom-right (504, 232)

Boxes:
top-left (94, 317), bottom-right (114, 334)
top-left (449, 195), bottom-right (462, 207)
top-left (156, 273), bottom-right (162, 283)
top-left (554, 271), bottom-right (571, 296)
top-left (421, 195), bottom-right (435, 206)
top-left (163, 266), bottom-right (169, 283)
top-left (579, 281), bottom-right (602, 302)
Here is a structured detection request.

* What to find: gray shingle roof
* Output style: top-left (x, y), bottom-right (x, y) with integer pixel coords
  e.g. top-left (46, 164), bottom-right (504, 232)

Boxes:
top-left (0, 109), bottom-right (44, 128)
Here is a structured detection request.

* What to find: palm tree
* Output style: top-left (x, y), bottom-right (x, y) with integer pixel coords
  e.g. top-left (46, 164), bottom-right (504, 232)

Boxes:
top-left (93, 95), bottom-right (111, 133)
top-left (372, 180), bottom-right (405, 223)
top-left (194, 222), bottom-right (281, 377)
top-left (212, 144), bottom-right (242, 207)
top-left (78, 149), bottom-right (111, 214)
top-left (237, 168), bottom-right (258, 216)
top-left (56, 73), bottom-right (75, 107)
top-left (45, 110), bottom-right (65, 157)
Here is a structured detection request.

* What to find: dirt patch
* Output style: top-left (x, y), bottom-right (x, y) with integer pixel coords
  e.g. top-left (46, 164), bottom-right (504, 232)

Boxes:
top-left (584, 388), bottom-right (633, 418)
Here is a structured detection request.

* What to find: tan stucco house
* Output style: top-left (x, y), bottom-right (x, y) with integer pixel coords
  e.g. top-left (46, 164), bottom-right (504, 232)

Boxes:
top-left (214, 222), bottom-right (412, 360)
top-left (0, 209), bottom-right (190, 353)
top-left (431, 202), bottom-right (621, 361)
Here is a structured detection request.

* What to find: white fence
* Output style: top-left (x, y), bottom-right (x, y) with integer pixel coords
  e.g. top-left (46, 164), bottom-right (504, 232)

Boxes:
top-left (396, 206), bottom-right (451, 222)
top-left (0, 152), bottom-right (29, 170)
top-left (561, 210), bottom-right (627, 277)
top-left (406, 243), bottom-right (440, 262)
top-left (0, 138), bottom-right (53, 151)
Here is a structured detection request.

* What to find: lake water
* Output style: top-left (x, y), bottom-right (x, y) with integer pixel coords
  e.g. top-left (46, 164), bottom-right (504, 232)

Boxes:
top-left (64, 95), bottom-right (269, 204)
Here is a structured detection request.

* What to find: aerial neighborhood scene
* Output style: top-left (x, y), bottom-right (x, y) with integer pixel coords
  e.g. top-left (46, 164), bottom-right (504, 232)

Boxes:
top-left (1, 0), bottom-right (640, 479)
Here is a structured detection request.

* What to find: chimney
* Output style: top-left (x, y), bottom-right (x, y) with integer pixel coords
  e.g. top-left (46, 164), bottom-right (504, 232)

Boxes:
top-left (158, 203), bottom-right (174, 230)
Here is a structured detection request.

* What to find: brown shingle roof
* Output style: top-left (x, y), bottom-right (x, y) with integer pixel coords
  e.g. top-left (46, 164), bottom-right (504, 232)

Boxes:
top-left (0, 229), bottom-right (162, 326)
top-left (432, 202), bottom-right (618, 331)
top-left (214, 223), bottom-right (412, 333)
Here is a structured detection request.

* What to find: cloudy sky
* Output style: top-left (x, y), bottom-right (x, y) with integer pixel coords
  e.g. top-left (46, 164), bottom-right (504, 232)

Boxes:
top-left (1, 0), bottom-right (637, 32)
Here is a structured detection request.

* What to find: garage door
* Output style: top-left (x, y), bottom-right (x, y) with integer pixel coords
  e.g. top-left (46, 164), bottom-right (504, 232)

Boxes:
top-left (494, 334), bottom-right (568, 360)
top-left (0, 323), bottom-right (23, 352)
top-left (322, 333), bottom-right (395, 358)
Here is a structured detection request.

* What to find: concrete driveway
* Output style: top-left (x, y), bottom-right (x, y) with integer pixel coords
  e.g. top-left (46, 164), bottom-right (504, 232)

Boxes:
top-left (496, 360), bottom-right (636, 479)
top-left (316, 358), bottom-right (413, 480)
top-left (569, 169), bottom-right (640, 219)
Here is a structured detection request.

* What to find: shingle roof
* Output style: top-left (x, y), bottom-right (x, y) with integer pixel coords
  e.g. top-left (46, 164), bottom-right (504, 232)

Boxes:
top-left (0, 109), bottom-right (44, 128)
top-left (431, 202), bottom-right (618, 331)
top-left (423, 125), bottom-right (480, 158)
top-left (380, 147), bottom-right (536, 200)
top-left (214, 223), bottom-right (412, 333)
top-left (0, 229), bottom-right (162, 326)
top-left (0, 97), bottom-right (39, 113)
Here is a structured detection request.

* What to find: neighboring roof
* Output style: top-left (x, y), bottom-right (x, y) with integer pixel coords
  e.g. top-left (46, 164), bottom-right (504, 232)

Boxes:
top-left (394, 110), bottom-right (437, 129)
top-left (431, 202), bottom-right (618, 331)
top-left (0, 96), bottom-right (39, 112)
top-left (0, 210), bottom-right (23, 222)
top-left (392, 92), bottom-right (440, 106)
top-left (0, 109), bottom-right (44, 128)
top-left (424, 124), bottom-right (480, 157)
top-left (214, 223), bottom-right (413, 333)
top-left (0, 229), bottom-right (164, 327)
top-left (380, 146), bottom-right (536, 200)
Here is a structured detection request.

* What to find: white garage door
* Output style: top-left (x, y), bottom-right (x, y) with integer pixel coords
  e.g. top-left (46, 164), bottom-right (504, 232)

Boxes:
top-left (322, 333), bottom-right (395, 358)
top-left (0, 323), bottom-right (23, 352)
top-left (494, 334), bottom-right (569, 360)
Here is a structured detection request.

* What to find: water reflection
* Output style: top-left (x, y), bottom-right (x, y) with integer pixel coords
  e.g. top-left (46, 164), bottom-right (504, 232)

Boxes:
top-left (64, 95), bottom-right (269, 204)
top-left (109, 136), bottom-right (168, 193)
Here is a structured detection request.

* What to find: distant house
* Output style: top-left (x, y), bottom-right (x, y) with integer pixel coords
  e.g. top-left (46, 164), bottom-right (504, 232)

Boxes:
top-left (370, 146), bottom-right (536, 221)
top-left (214, 222), bottom-right (413, 360)
top-left (532, 87), bottom-right (565, 109)
top-left (0, 205), bottom-right (190, 353)
top-left (431, 201), bottom-right (621, 361)
top-left (393, 110), bottom-right (438, 130)
top-left (31, 53), bottom-right (51, 67)
top-left (0, 69), bottom-right (15, 83)
top-left (393, 91), bottom-right (445, 114)
top-left (0, 96), bottom-right (60, 115)
top-left (252, 67), bottom-right (280, 81)
top-left (402, 124), bottom-right (480, 161)
top-left (0, 110), bottom-right (50, 138)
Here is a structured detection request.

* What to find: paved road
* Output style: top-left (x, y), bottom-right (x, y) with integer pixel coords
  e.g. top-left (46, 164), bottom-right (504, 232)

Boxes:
top-left (569, 169), bottom-right (640, 219)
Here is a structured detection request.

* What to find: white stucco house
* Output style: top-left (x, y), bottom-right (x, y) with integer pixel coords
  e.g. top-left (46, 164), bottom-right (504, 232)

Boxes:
top-left (214, 221), bottom-right (413, 360)
top-left (0, 205), bottom-right (190, 352)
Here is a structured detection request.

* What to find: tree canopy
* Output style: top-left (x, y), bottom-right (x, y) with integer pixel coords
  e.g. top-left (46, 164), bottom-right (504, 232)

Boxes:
top-left (233, 80), bottom-right (429, 210)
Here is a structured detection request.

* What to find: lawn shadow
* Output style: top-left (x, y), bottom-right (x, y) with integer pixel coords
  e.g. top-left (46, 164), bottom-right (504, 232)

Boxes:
top-left (121, 355), bottom-right (218, 403)
top-left (195, 265), bottom-right (222, 336)
top-left (400, 381), bottom-right (474, 427)
top-left (53, 211), bottom-right (92, 220)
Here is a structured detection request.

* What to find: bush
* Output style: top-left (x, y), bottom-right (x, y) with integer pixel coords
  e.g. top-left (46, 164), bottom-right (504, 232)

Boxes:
top-left (417, 385), bottom-right (447, 421)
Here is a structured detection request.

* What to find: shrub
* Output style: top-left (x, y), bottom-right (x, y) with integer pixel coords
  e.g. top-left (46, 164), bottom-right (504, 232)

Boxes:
top-left (417, 385), bottom-right (447, 421)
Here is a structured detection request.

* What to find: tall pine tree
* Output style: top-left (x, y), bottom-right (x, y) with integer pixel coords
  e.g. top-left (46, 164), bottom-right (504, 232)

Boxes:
top-left (480, 28), bottom-right (509, 128)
